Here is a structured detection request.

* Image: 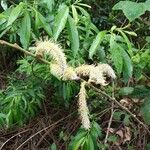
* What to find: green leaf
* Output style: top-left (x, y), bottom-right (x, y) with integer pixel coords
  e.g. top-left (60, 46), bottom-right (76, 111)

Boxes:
top-left (73, 137), bottom-right (85, 150)
top-left (77, 3), bottom-right (91, 8)
top-left (42, 0), bottom-right (54, 12)
top-left (140, 97), bottom-right (150, 125)
top-left (6, 110), bottom-right (13, 127)
top-left (97, 46), bottom-right (106, 62)
top-left (110, 47), bottom-right (123, 75)
top-left (87, 135), bottom-right (95, 150)
top-left (90, 121), bottom-right (102, 138)
top-left (0, 113), bottom-right (6, 119)
top-left (90, 23), bottom-right (99, 34)
top-left (75, 6), bottom-right (90, 19)
top-left (113, 1), bottom-right (146, 22)
top-left (38, 12), bottom-right (52, 36)
top-left (19, 11), bottom-right (31, 49)
top-left (117, 29), bottom-right (133, 56)
top-left (119, 47), bottom-right (133, 83)
top-left (123, 31), bottom-right (137, 37)
top-left (146, 143), bottom-right (150, 150)
top-left (50, 143), bottom-right (57, 150)
top-left (35, 11), bottom-right (40, 33)
top-left (89, 31), bottom-right (106, 59)
top-left (107, 135), bottom-right (118, 143)
top-left (53, 5), bottom-right (69, 41)
top-left (109, 36), bottom-right (123, 74)
top-left (68, 129), bottom-right (87, 150)
top-left (6, 2), bottom-right (24, 27)
top-left (144, 0), bottom-right (150, 11)
top-left (67, 16), bottom-right (79, 58)
top-left (71, 5), bottom-right (78, 24)
top-left (119, 87), bottom-right (134, 96)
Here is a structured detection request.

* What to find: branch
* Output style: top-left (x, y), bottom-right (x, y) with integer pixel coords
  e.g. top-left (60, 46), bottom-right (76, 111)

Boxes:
top-left (0, 40), bottom-right (51, 65)
top-left (85, 81), bottom-right (150, 134)
top-left (0, 40), bottom-right (150, 134)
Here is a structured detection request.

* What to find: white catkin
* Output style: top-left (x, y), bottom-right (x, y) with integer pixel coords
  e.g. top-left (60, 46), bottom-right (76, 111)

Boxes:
top-left (62, 67), bottom-right (80, 81)
top-left (78, 82), bottom-right (90, 130)
top-left (36, 40), bottom-right (67, 74)
top-left (97, 64), bottom-right (116, 79)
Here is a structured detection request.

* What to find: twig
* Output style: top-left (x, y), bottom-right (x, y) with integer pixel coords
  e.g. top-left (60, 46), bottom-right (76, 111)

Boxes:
top-left (104, 81), bottom-right (115, 145)
top-left (0, 40), bottom-right (150, 135)
top-left (0, 40), bottom-right (51, 65)
top-left (36, 125), bottom-right (56, 147)
top-left (0, 129), bottom-right (30, 150)
top-left (104, 103), bottom-right (114, 145)
top-left (85, 81), bottom-right (150, 134)
top-left (15, 112), bottom-right (75, 150)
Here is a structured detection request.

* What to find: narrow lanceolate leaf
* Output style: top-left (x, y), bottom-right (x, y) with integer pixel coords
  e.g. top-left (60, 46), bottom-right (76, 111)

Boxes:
top-left (87, 135), bottom-right (95, 150)
top-left (42, 0), bottom-right (54, 12)
top-left (77, 3), bottom-right (91, 8)
top-left (67, 16), bottom-right (79, 58)
top-left (19, 11), bottom-right (31, 49)
top-left (89, 31), bottom-right (106, 59)
top-left (141, 97), bottom-right (150, 125)
top-left (90, 23), bottom-right (99, 34)
top-left (117, 29), bottom-right (133, 56)
top-left (6, 2), bottom-right (24, 27)
top-left (109, 35), bottom-right (123, 74)
top-left (119, 46), bottom-right (133, 83)
top-left (68, 129), bottom-right (87, 150)
top-left (53, 5), bottom-right (69, 41)
top-left (110, 47), bottom-right (123, 75)
top-left (71, 5), bottom-right (78, 24)
top-left (35, 11), bottom-right (40, 32)
top-left (123, 31), bottom-right (137, 37)
top-left (38, 12), bottom-right (52, 36)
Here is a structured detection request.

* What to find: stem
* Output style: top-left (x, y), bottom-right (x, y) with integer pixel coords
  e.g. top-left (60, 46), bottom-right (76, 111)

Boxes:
top-left (0, 40), bottom-right (51, 65)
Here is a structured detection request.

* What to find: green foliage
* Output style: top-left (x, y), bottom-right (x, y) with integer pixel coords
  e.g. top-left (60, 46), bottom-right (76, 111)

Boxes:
top-left (119, 87), bottom-right (134, 96)
top-left (67, 15), bottom-right (79, 58)
top-left (0, 77), bottom-right (44, 128)
top-left (68, 121), bottom-right (102, 150)
top-left (141, 97), bottom-right (150, 125)
top-left (147, 143), bottom-right (150, 150)
top-left (89, 31), bottom-right (106, 60)
top-left (19, 11), bottom-right (31, 49)
top-left (0, 0), bottom-right (139, 83)
top-left (113, 0), bottom-right (150, 22)
top-left (132, 48), bottom-right (150, 80)
top-left (53, 4), bottom-right (69, 41)
top-left (0, 0), bottom-right (150, 149)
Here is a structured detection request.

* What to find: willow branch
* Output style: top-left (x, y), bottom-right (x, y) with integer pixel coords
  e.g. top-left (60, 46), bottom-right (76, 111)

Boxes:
top-left (85, 81), bottom-right (150, 134)
top-left (0, 40), bottom-right (150, 134)
top-left (0, 40), bottom-right (51, 65)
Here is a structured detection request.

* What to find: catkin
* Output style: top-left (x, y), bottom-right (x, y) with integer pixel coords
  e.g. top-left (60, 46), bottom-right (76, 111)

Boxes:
top-left (78, 82), bottom-right (90, 130)
top-left (35, 40), bottom-right (67, 74)
top-left (75, 64), bottom-right (95, 77)
top-left (97, 64), bottom-right (116, 79)
top-left (62, 67), bottom-right (79, 81)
